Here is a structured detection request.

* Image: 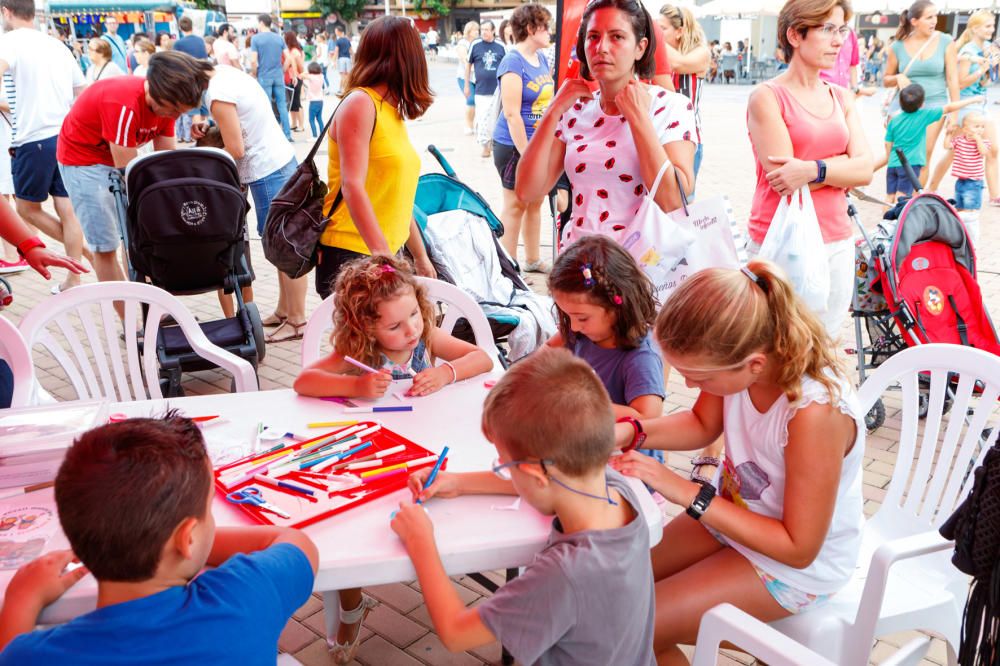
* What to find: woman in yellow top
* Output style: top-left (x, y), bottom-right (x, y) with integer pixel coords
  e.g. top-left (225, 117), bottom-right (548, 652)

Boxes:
top-left (315, 16), bottom-right (435, 300)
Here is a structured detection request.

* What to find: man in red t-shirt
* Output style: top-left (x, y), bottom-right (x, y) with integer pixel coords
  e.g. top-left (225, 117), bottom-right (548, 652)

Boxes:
top-left (57, 51), bottom-right (211, 283)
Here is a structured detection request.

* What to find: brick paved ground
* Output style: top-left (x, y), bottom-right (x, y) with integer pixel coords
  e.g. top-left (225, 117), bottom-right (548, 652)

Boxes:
top-left (5, 60), bottom-right (994, 665)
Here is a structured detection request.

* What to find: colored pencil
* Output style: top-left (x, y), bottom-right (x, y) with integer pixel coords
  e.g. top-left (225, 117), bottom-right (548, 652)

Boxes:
top-left (0, 480), bottom-right (54, 502)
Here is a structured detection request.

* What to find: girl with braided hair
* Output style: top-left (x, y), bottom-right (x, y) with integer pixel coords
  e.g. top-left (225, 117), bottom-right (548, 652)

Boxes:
top-left (547, 235), bottom-right (664, 460)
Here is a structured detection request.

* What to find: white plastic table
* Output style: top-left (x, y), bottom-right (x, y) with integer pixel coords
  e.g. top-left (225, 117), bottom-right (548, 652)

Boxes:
top-left (0, 375), bottom-right (663, 640)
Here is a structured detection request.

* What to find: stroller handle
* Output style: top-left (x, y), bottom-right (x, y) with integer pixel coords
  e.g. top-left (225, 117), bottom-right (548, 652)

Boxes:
top-left (427, 145), bottom-right (457, 178)
top-left (894, 147), bottom-right (922, 193)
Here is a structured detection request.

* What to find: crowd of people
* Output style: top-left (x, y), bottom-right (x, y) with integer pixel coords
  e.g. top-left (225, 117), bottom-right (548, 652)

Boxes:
top-left (0, 0), bottom-right (993, 662)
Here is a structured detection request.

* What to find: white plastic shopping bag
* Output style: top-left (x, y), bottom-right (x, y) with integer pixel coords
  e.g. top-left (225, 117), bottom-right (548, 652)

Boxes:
top-left (564, 161), bottom-right (740, 304)
top-left (758, 187), bottom-right (829, 313)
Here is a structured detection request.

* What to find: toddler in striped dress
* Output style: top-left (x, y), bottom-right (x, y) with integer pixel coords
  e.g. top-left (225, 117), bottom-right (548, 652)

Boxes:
top-left (951, 112), bottom-right (992, 246)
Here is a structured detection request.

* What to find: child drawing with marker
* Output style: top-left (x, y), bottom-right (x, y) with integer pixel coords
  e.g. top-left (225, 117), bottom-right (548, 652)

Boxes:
top-left (608, 260), bottom-right (864, 664)
top-left (546, 235), bottom-right (666, 460)
top-left (293, 255), bottom-right (492, 663)
top-left (294, 255), bottom-right (493, 400)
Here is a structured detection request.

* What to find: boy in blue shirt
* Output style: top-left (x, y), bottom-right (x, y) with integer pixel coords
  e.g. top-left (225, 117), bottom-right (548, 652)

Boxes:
top-left (392, 348), bottom-right (656, 665)
top-left (876, 83), bottom-right (981, 202)
top-left (0, 413), bottom-right (318, 665)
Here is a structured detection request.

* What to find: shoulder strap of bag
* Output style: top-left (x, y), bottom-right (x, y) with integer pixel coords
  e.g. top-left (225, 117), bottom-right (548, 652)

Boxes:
top-left (312, 90), bottom-right (379, 212)
top-left (651, 160), bottom-right (690, 217)
top-left (901, 34), bottom-right (936, 78)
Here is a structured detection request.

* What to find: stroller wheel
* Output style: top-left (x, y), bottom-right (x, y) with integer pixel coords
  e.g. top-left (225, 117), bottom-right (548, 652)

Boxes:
top-left (245, 302), bottom-right (266, 364)
top-left (865, 399), bottom-right (886, 433)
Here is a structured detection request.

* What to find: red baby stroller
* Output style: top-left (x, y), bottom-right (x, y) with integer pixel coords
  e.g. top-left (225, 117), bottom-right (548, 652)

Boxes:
top-left (853, 189), bottom-right (1000, 428)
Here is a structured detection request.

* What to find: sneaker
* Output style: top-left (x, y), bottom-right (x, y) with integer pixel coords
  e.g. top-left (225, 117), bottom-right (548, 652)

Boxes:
top-left (523, 260), bottom-right (551, 274)
top-left (0, 258), bottom-right (28, 274)
top-left (990, 197), bottom-right (1000, 207)
top-left (463, 127), bottom-right (474, 135)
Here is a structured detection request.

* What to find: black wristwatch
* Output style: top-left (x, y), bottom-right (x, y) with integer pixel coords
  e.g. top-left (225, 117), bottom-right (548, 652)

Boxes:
top-left (812, 159), bottom-right (827, 184)
top-left (685, 483), bottom-right (716, 521)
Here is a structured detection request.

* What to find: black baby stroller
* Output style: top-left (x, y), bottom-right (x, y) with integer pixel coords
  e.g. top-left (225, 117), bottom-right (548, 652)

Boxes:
top-left (111, 147), bottom-right (266, 396)
top-left (413, 145), bottom-right (556, 365)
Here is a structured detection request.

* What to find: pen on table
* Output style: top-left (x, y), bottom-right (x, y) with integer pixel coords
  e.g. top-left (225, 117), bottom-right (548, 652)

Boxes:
top-left (416, 446), bottom-right (449, 505)
top-left (252, 474), bottom-right (316, 498)
top-left (343, 406), bottom-right (413, 414)
top-left (0, 480), bottom-right (55, 502)
top-left (344, 355), bottom-right (381, 374)
top-left (307, 420), bottom-right (358, 429)
top-left (252, 421), bottom-right (264, 453)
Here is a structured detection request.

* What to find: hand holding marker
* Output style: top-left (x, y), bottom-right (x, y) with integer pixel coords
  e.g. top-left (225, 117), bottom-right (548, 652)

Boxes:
top-left (416, 446), bottom-right (449, 505)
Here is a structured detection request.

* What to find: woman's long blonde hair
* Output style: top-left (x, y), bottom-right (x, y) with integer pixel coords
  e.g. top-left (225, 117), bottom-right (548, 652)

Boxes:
top-left (957, 10), bottom-right (993, 51)
top-left (659, 4), bottom-right (705, 54)
top-left (654, 260), bottom-right (844, 403)
top-left (331, 255), bottom-right (436, 371)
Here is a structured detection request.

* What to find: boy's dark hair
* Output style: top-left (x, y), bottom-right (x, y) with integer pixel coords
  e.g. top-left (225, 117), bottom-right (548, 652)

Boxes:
top-left (483, 347), bottom-right (614, 476)
top-left (195, 125), bottom-right (225, 148)
top-left (899, 83), bottom-right (925, 113)
top-left (308, 60), bottom-right (322, 74)
top-left (548, 235), bottom-right (657, 350)
top-left (258, 13), bottom-right (272, 28)
top-left (576, 0), bottom-right (657, 81)
top-left (55, 412), bottom-right (211, 582)
top-left (0, 0), bottom-right (33, 20)
top-left (510, 3), bottom-right (552, 43)
top-left (146, 51), bottom-right (213, 109)
top-left (178, 15), bottom-right (193, 33)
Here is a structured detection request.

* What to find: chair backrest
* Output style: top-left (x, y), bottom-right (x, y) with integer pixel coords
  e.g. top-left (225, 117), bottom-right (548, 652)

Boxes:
top-left (300, 276), bottom-right (501, 368)
top-left (0, 315), bottom-right (34, 408)
top-left (858, 343), bottom-right (1000, 538)
top-left (18, 282), bottom-right (258, 402)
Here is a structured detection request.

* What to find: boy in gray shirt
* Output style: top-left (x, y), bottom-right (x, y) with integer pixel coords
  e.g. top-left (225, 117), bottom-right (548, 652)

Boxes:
top-left (391, 348), bottom-right (656, 666)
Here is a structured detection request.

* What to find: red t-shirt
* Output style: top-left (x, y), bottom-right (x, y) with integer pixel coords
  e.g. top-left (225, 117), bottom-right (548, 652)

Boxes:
top-left (57, 76), bottom-right (175, 167)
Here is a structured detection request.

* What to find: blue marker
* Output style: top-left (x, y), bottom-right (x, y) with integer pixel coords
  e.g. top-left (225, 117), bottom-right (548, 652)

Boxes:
top-left (343, 406), bottom-right (413, 414)
top-left (416, 445), bottom-right (449, 505)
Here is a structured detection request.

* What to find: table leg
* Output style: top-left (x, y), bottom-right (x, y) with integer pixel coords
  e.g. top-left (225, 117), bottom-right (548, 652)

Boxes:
top-left (322, 590), bottom-right (342, 648)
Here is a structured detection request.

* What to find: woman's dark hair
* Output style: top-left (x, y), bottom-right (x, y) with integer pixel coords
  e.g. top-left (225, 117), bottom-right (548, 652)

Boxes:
top-left (344, 15), bottom-right (433, 120)
top-left (284, 30), bottom-right (300, 51)
top-left (498, 18), bottom-right (512, 44)
top-left (510, 3), bottom-right (552, 43)
top-left (575, 0), bottom-right (657, 81)
top-left (896, 0), bottom-right (935, 40)
top-left (146, 51), bottom-right (213, 109)
top-left (156, 31), bottom-right (171, 47)
top-left (308, 60), bottom-right (322, 75)
top-left (548, 235), bottom-right (657, 350)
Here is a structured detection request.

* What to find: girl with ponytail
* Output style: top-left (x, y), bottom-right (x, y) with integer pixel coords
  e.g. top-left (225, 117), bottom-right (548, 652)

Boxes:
top-left (610, 260), bottom-right (865, 664)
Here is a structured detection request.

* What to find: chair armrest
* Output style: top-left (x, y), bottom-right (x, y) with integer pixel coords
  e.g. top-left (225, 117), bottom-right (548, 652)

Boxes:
top-left (692, 604), bottom-right (836, 666)
top-left (852, 530), bottom-right (954, 639)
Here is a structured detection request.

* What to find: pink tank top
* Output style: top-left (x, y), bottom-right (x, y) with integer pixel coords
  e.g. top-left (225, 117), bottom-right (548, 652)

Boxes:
top-left (748, 82), bottom-right (851, 245)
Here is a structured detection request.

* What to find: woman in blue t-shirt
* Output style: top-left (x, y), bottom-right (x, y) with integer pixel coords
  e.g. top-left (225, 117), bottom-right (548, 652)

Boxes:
top-left (492, 3), bottom-right (554, 274)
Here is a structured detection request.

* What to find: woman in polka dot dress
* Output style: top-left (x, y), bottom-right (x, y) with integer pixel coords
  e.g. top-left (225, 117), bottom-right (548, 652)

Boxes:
top-left (516, 0), bottom-right (696, 249)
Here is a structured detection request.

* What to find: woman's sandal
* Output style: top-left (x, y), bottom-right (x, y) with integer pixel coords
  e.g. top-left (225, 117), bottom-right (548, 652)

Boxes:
top-left (331, 595), bottom-right (379, 664)
top-left (261, 313), bottom-right (287, 327)
top-left (264, 320), bottom-right (306, 343)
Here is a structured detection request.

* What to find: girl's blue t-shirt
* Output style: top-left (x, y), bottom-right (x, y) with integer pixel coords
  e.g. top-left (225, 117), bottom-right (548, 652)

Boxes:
top-left (959, 42), bottom-right (987, 98)
top-left (493, 49), bottom-right (554, 147)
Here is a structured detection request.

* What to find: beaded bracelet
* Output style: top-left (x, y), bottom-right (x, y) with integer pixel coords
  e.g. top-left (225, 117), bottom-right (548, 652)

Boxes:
top-left (442, 360), bottom-right (458, 384)
top-left (690, 455), bottom-right (722, 486)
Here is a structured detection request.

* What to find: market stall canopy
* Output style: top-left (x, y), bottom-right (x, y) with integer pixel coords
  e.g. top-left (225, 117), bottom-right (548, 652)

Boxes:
top-left (694, 0), bottom-right (784, 18)
top-left (47, 0), bottom-right (182, 11)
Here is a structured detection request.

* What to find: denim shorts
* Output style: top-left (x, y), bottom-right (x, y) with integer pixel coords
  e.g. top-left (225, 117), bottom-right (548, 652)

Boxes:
top-left (886, 164), bottom-right (922, 197)
top-left (337, 57), bottom-right (351, 73)
top-left (58, 163), bottom-right (121, 252)
top-left (457, 78), bottom-right (476, 106)
top-left (11, 136), bottom-right (68, 202)
top-left (249, 157), bottom-right (298, 236)
top-left (954, 178), bottom-right (984, 210)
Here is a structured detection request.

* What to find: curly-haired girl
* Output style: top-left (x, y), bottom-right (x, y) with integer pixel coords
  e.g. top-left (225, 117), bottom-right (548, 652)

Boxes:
top-left (610, 259), bottom-right (864, 664)
top-left (547, 236), bottom-right (664, 459)
top-left (295, 255), bottom-right (493, 400)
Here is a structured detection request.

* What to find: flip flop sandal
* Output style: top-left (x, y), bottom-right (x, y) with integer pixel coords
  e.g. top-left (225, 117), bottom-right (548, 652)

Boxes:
top-left (261, 313), bottom-right (287, 327)
top-left (265, 320), bottom-right (306, 343)
top-left (330, 595), bottom-right (379, 663)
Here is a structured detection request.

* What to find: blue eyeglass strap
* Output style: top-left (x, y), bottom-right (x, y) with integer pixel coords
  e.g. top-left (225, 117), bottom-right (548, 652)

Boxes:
top-left (546, 473), bottom-right (619, 506)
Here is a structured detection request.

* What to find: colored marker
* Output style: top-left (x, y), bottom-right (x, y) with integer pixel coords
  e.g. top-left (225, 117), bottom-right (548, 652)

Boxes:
top-left (252, 421), bottom-right (263, 453)
top-left (344, 355), bottom-right (380, 374)
top-left (359, 454), bottom-right (439, 478)
top-left (361, 467), bottom-right (409, 483)
top-left (343, 406), bottom-right (413, 414)
top-left (306, 441), bottom-right (373, 471)
top-left (417, 446), bottom-right (449, 505)
top-left (252, 474), bottom-right (316, 498)
top-left (0, 480), bottom-right (54, 502)
top-left (336, 445), bottom-right (408, 471)
top-left (191, 415), bottom-right (221, 423)
top-left (307, 420), bottom-right (358, 429)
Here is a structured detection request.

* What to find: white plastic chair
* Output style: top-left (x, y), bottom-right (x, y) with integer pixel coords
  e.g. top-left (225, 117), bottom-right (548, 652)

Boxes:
top-left (301, 276), bottom-right (501, 368)
top-left (770, 343), bottom-right (997, 665)
top-left (0, 315), bottom-right (34, 408)
top-left (693, 604), bottom-right (929, 666)
top-left (19, 282), bottom-right (258, 402)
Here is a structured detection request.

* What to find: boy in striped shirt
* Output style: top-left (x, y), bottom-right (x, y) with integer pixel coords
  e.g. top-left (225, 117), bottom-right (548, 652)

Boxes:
top-left (951, 112), bottom-right (992, 246)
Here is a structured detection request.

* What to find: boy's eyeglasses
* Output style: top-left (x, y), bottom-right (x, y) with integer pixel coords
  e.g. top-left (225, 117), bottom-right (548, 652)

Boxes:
top-left (491, 457), bottom-right (618, 505)
top-left (817, 23), bottom-right (851, 39)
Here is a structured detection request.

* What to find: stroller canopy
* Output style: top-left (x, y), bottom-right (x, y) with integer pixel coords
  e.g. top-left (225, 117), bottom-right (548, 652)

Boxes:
top-left (126, 147), bottom-right (240, 195)
top-left (892, 194), bottom-right (975, 278)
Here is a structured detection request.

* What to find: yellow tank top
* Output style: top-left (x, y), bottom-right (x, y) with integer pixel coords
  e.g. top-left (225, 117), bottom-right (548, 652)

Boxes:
top-left (320, 87), bottom-right (421, 253)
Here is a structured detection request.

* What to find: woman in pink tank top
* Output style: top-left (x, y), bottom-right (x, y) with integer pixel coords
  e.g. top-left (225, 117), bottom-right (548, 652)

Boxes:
top-left (746, 0), bottom-right (872, 338)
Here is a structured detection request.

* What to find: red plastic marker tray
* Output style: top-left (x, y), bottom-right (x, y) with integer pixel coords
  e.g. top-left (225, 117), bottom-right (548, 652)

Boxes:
top-left (213, 422), bottom-right (444, 529)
